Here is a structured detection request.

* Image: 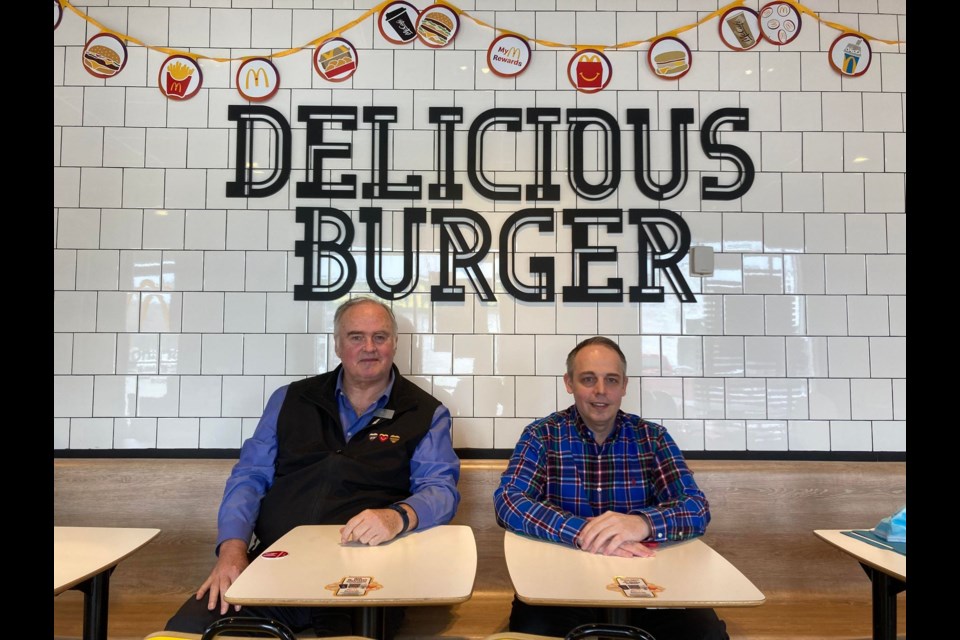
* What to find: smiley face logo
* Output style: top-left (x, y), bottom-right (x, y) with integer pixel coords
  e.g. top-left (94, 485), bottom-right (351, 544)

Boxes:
top-left (567, 49), bottom-right (612, 93)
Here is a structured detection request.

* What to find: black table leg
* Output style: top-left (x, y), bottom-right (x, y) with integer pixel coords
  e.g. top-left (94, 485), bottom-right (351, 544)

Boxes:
top-left (76, 569), bottom-right (112, 640)
top-left (357, 606), bottom-right (384, 639)
top-left (860, 563), bottom-right (906, 640)
top-left (603, 607), bottom-right (630, 626)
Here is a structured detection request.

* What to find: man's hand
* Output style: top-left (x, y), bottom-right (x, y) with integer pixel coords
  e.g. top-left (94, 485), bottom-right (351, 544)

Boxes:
top-left (340, 508), bottom-right (409, 546)
top-left (196, 538), bottom-right (249, 615)
top-left (577, 512), bottom-right (656, 557)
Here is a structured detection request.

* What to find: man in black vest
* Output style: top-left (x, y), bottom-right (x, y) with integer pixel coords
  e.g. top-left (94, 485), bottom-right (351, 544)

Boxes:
top-left (166, 297), bottom-right (461, 637)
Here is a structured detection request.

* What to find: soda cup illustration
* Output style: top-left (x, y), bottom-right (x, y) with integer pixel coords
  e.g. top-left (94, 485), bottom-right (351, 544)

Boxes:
top-left (842, 38), bottom-right (862, 74)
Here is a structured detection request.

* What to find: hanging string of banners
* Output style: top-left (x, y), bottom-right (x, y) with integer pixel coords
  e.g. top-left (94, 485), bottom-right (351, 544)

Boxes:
top-left (54, 0), bottom-right (904, 99)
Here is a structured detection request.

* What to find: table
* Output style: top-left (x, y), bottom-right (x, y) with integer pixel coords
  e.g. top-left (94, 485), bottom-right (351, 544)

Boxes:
top-left (503, 531), bottom-right (764, 626)
top-left (814, 529), bottom-right (906, 640)
top-left (225, 524), bottom-right (477, 639)
top-left (54, 526), bottom-right (161, 640)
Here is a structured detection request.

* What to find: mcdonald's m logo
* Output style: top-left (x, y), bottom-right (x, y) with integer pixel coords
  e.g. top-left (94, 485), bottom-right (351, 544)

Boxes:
top-left (245, 67), bottom-right (270, 89)
top-left (497, 46), bottom-right (521, 58)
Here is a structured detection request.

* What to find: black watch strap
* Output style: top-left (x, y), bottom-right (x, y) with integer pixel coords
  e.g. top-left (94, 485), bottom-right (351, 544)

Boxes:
top-left (388, 503), bottom-right (410, 534)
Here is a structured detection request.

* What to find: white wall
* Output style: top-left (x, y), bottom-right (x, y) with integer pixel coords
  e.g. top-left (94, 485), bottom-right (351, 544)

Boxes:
top-left (53, 0), bottom-right (906, 453)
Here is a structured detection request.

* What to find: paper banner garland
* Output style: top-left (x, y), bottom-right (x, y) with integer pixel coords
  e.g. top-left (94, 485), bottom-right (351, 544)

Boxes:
top-left (487, 34), bottom-right (531, 78)
top-left (159, 55), bottom-right (202, 100)
top-left (236, 58), bottom-right (280, 101)
top-left (82, 33), bottom-right (128, 79)
top-left (719, 7), bottom-right (761, 51)
top-left (314, 38), bottom-right (359, 83)
top-left (649, 37), bottom-right (691, 80)
top-left (829, 33), bottom-right (871, 77)
top-left (759, 2), bottom-right (801, 45)
top-left (416, 5), bottom-right (459, 48)
top-left (378, 1), bottom-right (419, 45)
top-left (58, 0), bottom-right (901, 93)
top-left (568, 49), bottom-right (612, 93)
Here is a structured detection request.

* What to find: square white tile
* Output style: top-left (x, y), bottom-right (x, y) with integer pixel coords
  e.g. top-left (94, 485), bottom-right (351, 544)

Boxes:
top-left (221, 376), bottom-right (266, 417)
top-left (157, 417), bottom-right (200, 448)
top-left (475, 376), bottom-right (515, 418)
top-left (136, 375), bottom-right (180, 417)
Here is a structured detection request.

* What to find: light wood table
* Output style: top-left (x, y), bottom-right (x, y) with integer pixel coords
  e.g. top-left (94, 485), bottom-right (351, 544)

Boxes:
top-left (814, 529), bottom-right (906, 640)
top-left (54, 526), bottom-right (161, 640)
top-left (504, 531), bottom-right (764, 627)
top-left (225, 524), bottom-right (477, 639)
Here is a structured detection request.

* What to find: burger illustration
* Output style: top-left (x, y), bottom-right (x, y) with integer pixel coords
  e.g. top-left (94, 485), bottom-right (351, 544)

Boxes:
top-left (417, 10), bottom-right (455, 47)
top-left (84, 44), bottom-right (123, 77)
top-left (654, 50), bottom-right (688, 76)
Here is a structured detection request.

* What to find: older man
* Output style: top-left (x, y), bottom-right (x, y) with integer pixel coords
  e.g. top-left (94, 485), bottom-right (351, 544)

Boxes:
top-left (167, 297), bottom-right (461, 637)
top-left (494, 336), bottom-right (726, 640)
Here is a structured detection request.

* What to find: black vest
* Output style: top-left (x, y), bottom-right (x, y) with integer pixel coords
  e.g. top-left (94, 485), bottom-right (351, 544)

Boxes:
top-left (254, 365), bottom-right (439, 550)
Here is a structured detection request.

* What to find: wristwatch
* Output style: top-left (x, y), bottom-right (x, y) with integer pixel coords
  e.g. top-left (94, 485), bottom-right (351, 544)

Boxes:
top-left (387, 503), bottom-right (410, 534)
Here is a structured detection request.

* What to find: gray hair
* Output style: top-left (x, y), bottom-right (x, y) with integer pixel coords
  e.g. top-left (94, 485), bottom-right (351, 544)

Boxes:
top-left (333, 297), bottom-right (398, 338)
top-left (565, 336), bottom-right (627, 377)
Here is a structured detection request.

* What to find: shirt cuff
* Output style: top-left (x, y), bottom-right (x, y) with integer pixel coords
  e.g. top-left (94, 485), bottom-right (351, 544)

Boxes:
top-left (632, 508), bottom-right (667, 542)
top-left (561, 515), bottom-right (589, 547)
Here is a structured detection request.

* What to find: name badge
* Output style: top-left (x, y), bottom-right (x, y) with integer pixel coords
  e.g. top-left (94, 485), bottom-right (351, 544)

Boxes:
top-left (373, 408), bottom-right (395, 420)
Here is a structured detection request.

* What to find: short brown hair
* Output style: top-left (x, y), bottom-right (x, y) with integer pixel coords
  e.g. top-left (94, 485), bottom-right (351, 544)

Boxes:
top-left (565, 336), bottom-right (627, 376)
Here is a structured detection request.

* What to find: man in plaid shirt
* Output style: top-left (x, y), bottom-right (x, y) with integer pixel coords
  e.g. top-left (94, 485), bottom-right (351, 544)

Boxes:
top-left (494, 336), bottom-right (728, 640)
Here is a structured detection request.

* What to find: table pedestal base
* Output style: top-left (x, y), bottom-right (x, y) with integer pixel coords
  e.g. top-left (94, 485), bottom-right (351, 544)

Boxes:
top-left (861, 563), bottom-right (906, 640)
top-left (356, 606), bottom-right (384, 639)
top-left (74, 568), bottom-right (113, 640)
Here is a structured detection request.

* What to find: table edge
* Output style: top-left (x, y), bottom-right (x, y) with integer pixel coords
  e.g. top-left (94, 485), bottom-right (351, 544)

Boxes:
top-left (54, 528), bottom-right (162, 595)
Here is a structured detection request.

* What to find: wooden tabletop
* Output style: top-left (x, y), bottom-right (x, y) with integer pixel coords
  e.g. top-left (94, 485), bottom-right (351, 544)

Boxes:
top-left (54, 526), bottom-right (161, 595)
top-left (225, 525), bottom-right (478, 607)
top-left (813, 529), bottom-right (906, 582)
top-left (504, 531), bottom-right (765, 609)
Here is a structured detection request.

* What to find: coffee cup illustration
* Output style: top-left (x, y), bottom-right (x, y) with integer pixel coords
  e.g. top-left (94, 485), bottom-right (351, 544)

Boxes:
top-left (726, 12), bottom-right (756, 48)
top-left (385, 6), bottom-right (417, 42)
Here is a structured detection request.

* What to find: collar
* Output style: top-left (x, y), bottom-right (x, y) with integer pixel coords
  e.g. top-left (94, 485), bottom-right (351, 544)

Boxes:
top-left (571, 405), bottom-right (622, 445)
top-left (335, 367), bottom-right (396, 410)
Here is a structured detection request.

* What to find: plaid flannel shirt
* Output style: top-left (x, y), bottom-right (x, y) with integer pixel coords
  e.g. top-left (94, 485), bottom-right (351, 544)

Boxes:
top-left (494, 406), bottom-right (710, 547)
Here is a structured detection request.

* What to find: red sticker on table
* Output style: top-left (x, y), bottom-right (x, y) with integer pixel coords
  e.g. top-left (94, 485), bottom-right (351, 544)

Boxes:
top-left (261, 550), bottom-right (288, 558)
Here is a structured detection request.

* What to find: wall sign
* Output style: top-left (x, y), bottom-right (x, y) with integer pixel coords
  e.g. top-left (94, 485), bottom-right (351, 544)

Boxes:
top-left (487, 34), bottom-right (531, 77)
top-left (416, 5), bottom-right (459, 48)
top-left (719, 7), bottom-right (761, 50)
top-left (829, 33), bottom-right (871, 77)
top-left (314, 38), bottom-right (358, 83)
top-left (159, 55), bottom-right (202, 100)
top-left (224, 103), bottom-right (757, 305)
top-left (648, 37), bottom-right (691, 80)
top-left (568, 49), bottom-right (612, 93)
top-left (236, 58), bottom-right (280, 101)
top-left (379, 1), bottom-right (420, 44)
top-left (759, 2), bottom-right (801, 45)
top-left (82, 33), bottom-right (128, 79)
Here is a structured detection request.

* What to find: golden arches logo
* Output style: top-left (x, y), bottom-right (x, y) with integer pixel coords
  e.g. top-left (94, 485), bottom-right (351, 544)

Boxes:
top-left (501, 46), bottom-right (521, 59)
top-left (579, 54), bottom-right (601, 64)
top-left (245, 67), bottom-right (270, 89)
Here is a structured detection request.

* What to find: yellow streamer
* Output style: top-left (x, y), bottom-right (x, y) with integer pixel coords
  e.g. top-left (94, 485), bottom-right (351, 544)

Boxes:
top-left (58, 0), bottom-right (905, 65)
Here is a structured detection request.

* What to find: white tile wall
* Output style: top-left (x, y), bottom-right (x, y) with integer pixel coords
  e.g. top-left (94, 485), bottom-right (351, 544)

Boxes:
top-left (53, 2), bottom-right (907, 453)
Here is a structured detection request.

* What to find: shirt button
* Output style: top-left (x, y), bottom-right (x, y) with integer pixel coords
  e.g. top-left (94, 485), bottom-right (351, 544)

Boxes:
top-left (657, 533), bottom-right (663, 539)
